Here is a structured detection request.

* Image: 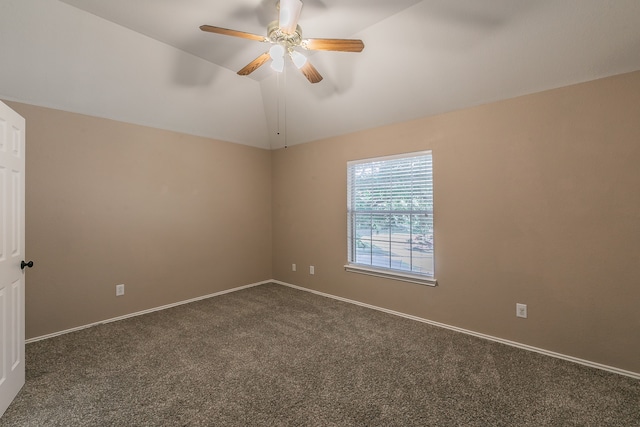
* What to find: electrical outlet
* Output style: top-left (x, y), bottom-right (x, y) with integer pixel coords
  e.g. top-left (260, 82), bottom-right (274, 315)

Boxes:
top-left (309, 265), bottom-right (315, 275)
top-left (516, 303), bottom-right (527, 318)
top-left (116, 284), bottom-right (125, 297)
top-left (292, 263), bottom-right (296, 272)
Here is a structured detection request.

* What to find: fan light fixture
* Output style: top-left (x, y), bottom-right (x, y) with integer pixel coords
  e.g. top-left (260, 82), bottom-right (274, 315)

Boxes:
top-left (269, 44), bottom-right (286, 72)
top-left (269, 44), bottom-right (285, 58)
top-left (269, 44), bottom-right (307, 72)
top-left (271, 58), bottom-right (285, 72)
top-left (289, 50), bottom-right (307, 69)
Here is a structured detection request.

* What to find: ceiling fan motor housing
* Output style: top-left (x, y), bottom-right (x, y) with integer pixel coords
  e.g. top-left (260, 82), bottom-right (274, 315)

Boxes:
top-left (267, 21), bottom-right (302, 48)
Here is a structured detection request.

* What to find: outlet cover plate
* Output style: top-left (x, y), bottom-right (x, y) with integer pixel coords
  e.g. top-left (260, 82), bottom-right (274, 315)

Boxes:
top-left (516, 303), bottom-right (527, 318)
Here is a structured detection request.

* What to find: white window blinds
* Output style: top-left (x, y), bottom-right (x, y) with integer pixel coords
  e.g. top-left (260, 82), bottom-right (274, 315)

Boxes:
top-left (347, 151), bottom-right (434, 279)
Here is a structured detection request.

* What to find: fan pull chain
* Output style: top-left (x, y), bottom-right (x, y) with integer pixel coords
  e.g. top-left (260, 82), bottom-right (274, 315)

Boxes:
top-left (284, 65), bottom-right (288, 149)
top-left (276, 71), bottom-right (281, 139)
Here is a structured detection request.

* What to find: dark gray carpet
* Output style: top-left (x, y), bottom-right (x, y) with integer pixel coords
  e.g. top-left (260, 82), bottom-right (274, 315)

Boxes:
top-left (1, 283), bottom-right (639, 426)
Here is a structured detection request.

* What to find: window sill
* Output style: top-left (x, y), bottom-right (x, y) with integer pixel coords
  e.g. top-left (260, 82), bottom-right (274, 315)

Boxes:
top-left (344, 264), bottom-right (437, 287)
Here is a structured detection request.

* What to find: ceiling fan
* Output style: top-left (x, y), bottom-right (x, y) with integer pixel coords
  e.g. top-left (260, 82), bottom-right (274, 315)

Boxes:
top-left (200, 0), bottom-right (365, 83)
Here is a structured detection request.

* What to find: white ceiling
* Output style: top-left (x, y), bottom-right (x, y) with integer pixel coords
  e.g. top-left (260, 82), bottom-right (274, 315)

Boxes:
top-left (1, 0), bottom-right (640, 149)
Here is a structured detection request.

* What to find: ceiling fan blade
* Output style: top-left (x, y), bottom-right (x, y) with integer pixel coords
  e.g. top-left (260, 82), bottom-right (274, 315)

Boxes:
top-left (237, 52), bottom-right (272, 76)
top-left (279, 0), bottom-right (303, 34)
top-left (299, 61), bottom-right (323, 84)
top-left (302, 38), bottom-right (365, 52)
top-left (200, 25), bottom-right (268, 42)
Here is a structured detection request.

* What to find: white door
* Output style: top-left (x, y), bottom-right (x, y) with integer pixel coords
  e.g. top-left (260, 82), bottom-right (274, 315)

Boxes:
top-left (0, 101), bottom-right (26, 417)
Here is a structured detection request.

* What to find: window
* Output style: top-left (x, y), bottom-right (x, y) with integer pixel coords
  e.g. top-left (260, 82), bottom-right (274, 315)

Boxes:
top-left (346, 151), bottom-right (435, 286)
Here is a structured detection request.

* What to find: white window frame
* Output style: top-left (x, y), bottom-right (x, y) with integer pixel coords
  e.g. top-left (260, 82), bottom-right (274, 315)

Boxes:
top-left (345, 151), bottom-right (436, 286)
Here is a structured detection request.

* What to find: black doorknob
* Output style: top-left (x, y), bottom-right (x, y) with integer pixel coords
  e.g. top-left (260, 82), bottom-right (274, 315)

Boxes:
top-left (21, 260), bottom-right (33, 270)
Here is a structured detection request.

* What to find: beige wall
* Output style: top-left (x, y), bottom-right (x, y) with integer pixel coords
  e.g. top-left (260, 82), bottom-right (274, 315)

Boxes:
top-left (5, 70), bottom-right (639, 374)
top-left (5, 101), bottom-right (272, 339)
top-left (272, 71), bottom-right (640, 374)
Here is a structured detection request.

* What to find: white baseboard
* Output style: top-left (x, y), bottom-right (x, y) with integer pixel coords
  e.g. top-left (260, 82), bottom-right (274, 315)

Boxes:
top-left (26, 280), bottom-right (271, 344)
top-left (26, 279), bottom-right (640, 380)
top-left (272, 280), bottom-right (640, 380)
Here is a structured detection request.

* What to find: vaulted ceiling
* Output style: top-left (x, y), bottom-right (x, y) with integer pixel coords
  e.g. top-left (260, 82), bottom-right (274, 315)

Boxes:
top-left (2, 0), bottom-right (640, 149)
